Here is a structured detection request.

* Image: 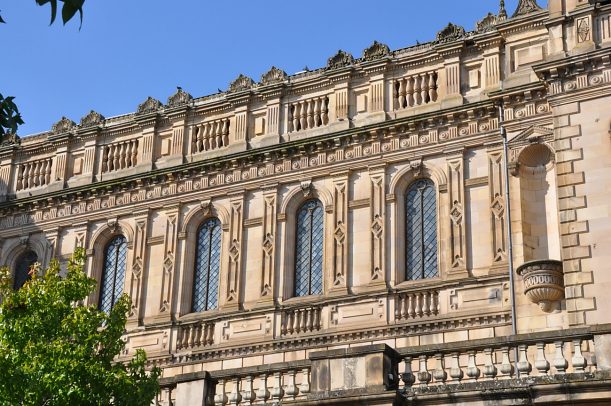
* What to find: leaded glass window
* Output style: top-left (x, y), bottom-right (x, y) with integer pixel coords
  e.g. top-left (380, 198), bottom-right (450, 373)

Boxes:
top-left (192, 218), bottom-right (222, 312)
top-left (406, 179), bottom-right (438, 280)
top-left (295, 199), bottom-right (324, 297)
top-left (13, 250), bottom-right (37, 290)
top-left (99, 235), bottom-right (128, 313)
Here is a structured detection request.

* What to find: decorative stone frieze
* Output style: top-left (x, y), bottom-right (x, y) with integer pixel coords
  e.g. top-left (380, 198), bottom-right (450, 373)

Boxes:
top-left (517, 259), bottom-right (564, 312)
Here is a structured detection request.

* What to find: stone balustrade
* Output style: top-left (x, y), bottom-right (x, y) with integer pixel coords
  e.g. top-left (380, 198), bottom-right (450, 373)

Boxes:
top-left (191, 118), bottom-right (231, 154)
top-left (101, 139), bottom-right (139, 173)
top-left (176, 320), bottom-right (215, 350)
top-left (288, 96), bottom-right (330, 132)
top-left (394, 71), bottom-right (439, 110)
top-left (280, 306), bottom-right (322, 336)
top-left (395, 289), bottom-right (440, 321)
top-left (213, 364), bottom-right (311, 405)
top-left (400, 331), bottom-right (596, 389)
top-left (16, 157), bottom-right (53, 191)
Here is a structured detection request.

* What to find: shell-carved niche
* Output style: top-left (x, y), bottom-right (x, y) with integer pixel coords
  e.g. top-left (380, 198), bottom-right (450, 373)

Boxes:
top-left (80, 110), bottom-right (105, 128)
top-left (228, 74), bottom-right (255, 93)
top-left (362, 41), bottom-right (390, 61)
top-left (517, 260), bottom-right (564, 312)
top-left (51, 116), bottom-right (77, 134)
top-left (326, 50), bottom-right (354, 69)
top-left (166, 87), bottom-right (192, 108)
top-left (435, 23), bottom-right (466, 44)
top-left (260, 67), bottom-right (288, 86)
top-left (137, 96), bottom-right (162, 114)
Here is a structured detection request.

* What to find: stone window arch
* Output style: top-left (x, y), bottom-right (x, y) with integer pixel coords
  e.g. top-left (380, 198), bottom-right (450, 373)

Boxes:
top-left (294, 199), bottom-right (324, 297)
top-left (99, 235), bottom-right (128, 312)
top-left (405, 179), bottom-right (438, 281)
top-left (192, 218), bottom-right (222, 312)
top-left (13, 250), bottom-right (38, 290)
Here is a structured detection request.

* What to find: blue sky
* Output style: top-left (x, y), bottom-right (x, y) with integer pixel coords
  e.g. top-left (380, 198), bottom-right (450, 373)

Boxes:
top-left (1, 0), bottom-right (546, 136)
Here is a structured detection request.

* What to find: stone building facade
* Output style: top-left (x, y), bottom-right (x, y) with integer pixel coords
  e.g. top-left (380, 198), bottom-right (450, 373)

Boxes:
top-left (1, 0), bottom-right (611, 404)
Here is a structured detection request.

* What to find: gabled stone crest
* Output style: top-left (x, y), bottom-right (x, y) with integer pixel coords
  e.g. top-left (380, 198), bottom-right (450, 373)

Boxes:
top-left (362, 41), bottom-right (390, 61)
top-left (476, 13), bottom-right (499, 33)
top-left (260, 66), bottom-right (288, 86)
top-left (513, 0), bottom-right (542, 17)
top-left (435, 23), bottom-right (467, 44)
top-left (326, 50), bottom-right (354, 69)
top-left (51, 116), bottom-right (76, 134)
top-left (79, 110), bottom-right (105, 128)
top-left (228, 74), bottom-right (255, 93)
top-left (137, 96), bottom-right (162, 114)
top-left (166, 87), bottom-right (192, 108)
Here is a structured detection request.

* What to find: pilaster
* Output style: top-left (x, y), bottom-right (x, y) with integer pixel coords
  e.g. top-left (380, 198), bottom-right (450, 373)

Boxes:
top-left (487, 148), bottom-right (508, 275)
top-left (329, 172), bottom-right (349, 295)
top-left (446, 151), bottom-right (468, 280)
top-left (222, 194), bottom-right (244, 310)
top-left (258, 186), bottom-right (278, 307)
top-left (127, 209), bottom-right (150, 327)
top-left (155, 204), bottom-right (180, 323)
top-left (368, 165), bottom-right (387, 290)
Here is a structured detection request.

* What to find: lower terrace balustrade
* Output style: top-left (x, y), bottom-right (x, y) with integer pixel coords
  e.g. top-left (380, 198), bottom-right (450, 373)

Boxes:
top-left (288, 97), bottom-right (329, 132)
top-left (101, 139), bottom-right (139, 173)
top-left (394, 72), bottom-right (438, 110)
top-left (16, 157), bottom-right (53, 191)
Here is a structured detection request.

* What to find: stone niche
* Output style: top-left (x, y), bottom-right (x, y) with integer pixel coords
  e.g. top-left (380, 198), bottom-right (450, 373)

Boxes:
top-left (309, 344), bottom-right (399, 397)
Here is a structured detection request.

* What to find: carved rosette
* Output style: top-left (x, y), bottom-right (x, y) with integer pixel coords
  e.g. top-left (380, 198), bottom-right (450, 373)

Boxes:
top-left (260, 66), bottom-right (288, 86)
top-left (79, 110), bottom-right (105, 128)
top-left (362, 41), bottom-right (390, 61)
top-left (513, 0), bottom-right (542, 17)
top-left (326, 50), bottom-right (354, 69)
top-left (228, 74), bottom-right (255, 93)
top-left (166, 87), bottom-right (192, 108)
top-left (435, 23), bottom-right (467, 44)
top-left (137, 96), bottom-right (162, 114)
top-left (517, 260), bottom-right (564, 312)
top-left (52, 116), bottom-right (77, 134)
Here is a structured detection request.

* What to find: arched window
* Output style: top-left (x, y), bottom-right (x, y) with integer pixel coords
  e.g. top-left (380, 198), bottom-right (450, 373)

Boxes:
top-left (406, 179), bottom-right (438, 280)
top-left (13, 250), bottom-right (38, 290)
top-left (192, 218), bottom-right (222, 312)
top-left (295, 199), bottom-right (324, 297)
top-left (99, 235), bottom-right (128, 313)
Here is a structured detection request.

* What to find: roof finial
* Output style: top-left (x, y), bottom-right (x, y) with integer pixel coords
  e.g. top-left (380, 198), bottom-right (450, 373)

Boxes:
top-left (499, 0), bottom-right (507, 20)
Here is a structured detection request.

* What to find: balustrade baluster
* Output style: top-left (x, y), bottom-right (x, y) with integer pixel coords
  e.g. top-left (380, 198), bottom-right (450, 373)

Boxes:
top-left (23, 164), bottom-right (31, 189)
top-left (397, 80), bottom-right (406, 109)
top-left (402, 356), bottom-right (416, 387)
top-left (417, 355), bottom-right (431, 386)
top-left (321, 97), bottom-right (329, 125)
top-left (500, 347), bottom-right (514, 377)
top-left (306, 100), bottom-right (314, 129)
top-left (291, 105), bottom-right (299, 132)
top-left (415, 294), bottom-right (423, 318)
top-left (125, 142), bottom-right (133, 168)
top-left (408, 294), bottom-right (415, 319)
top-left (517, 345), bottom-right (532, 376)
top-left (113, 144), bottom-right (120, 171)
top-left (222, 119), bottom-right (230, 147)
top-left (285, 370), bottom-right (299, 398)
top-left (535, 342), bottom-right (550, 375)
top-left (449, 352), bottom-right (464, 381)
top-left (131, 140), bottom-right (138, 165)
top-left (300, 368), bottom-right (311, 394)
top-left (215, 121), bottom-right (223, 150)
top-left (483, 348), bottom-right (497, 379)
top-left (407, 77), bottom-right (415, 107)
top-left (214, 379), bottom-right (228, 406)
top-left (572, 339), bottom-right (586, 372)
top-left (299, 101), bottom-right (307, 131)
top-left (270, 371), bottom-right (284, 400)
top-left (466, 351), bottom-right (480, 380)
top-left (429, 73), bottom-right (438, 102)
top-left (241, 375), bottom-right (255, 404)
top-left (120, 142), bottom-right (127, 169)
top-left (228, 377), bottom-right (241, 405)
top-left (433, 353), bottom-right (447, 382)
top-left (553, 341), bottom-right (568, 374)
top-left (313, 98), bottom-right (321, 127)
top-left (414, 76), bottom-right (422, 106)
top-left (421, 74), bottom-right (429, 104)
top-left (256, 374), bottom-right (270, 401)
